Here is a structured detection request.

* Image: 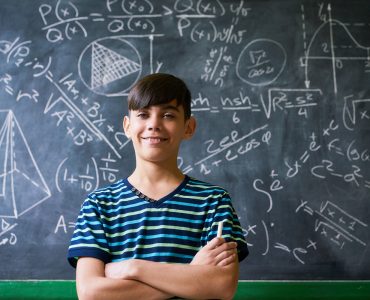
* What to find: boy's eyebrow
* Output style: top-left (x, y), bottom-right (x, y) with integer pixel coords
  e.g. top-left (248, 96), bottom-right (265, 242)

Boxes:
top-left (133, 104), bottom-right (180, 112)
top-left (161, 104), bottom-right (180, 111)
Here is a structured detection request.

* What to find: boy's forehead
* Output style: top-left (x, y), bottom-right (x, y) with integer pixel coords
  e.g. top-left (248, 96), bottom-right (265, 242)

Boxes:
top-left (131, 99), bottom-right (184, 111)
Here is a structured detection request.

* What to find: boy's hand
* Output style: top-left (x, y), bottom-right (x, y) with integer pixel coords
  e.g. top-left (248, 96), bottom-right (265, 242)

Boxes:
top-left (191, 237), bottom-right (237, 267)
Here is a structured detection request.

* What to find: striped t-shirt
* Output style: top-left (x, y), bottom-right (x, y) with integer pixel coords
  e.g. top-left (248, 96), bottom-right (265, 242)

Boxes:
top-left (68, 175), bottom-right (248, 267)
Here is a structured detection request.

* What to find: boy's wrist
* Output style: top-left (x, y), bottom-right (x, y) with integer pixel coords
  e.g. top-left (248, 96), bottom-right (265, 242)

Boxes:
top-left (129, 259), bottom-right (141, 280)
top-left (105, 259), bottom-right (141, 280)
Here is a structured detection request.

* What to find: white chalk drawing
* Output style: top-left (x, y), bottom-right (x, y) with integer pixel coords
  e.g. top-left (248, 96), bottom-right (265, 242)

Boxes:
top-left (0, 110), bottom-right (51, 219)
top-left (78, 37), bottom-right (142, 97)
top-left (121, 0), bottom-right (154, 15)
top-left (314, 201), bottom-right (367, 248)
top-left (297, 199), bottom-right (368, 249)
top-left (90, 42), bottom-right (141, 89)
top-left (343, 95), bottom-right (370, 131)
top-left (39, 0), bottom-right (88, 43)
top-left (191, 88), bottom-right (322, 120)
top-left (0, 218), bottom-right (17, 245)
top-left (301, 4), bottom-right (370, 93)
top-left (236, 39), bottom-right (287, 86)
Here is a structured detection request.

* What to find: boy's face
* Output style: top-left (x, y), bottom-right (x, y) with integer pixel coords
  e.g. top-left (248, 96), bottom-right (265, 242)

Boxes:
top-left (123, 99), bottom-right (196, 165)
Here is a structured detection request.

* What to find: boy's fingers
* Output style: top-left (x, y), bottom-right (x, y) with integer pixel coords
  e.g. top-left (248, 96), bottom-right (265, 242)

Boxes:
top-left (217, 248), bottom-right (236, 260)
top-left (207, 237), bottom-right (225, 249)
top-left (216, 247), bottom-right (237, 266)
top-left (218, 241), bottom-right (237, 252)
top-left (207, 238), bottom-right (238, 259)
top-left (217, 253), bottom-right (237, 267)
top-left (210, 239), bottom-right (237, 256)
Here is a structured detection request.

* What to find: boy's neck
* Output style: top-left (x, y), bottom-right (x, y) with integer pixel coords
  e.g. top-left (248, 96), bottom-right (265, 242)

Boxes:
top-left (130, 163), bottom-right (184, 184)
top-left (128, 162), bottom-right (185, 200)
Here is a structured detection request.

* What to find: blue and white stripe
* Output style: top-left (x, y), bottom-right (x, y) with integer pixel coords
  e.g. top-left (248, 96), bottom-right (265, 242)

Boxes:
top-left (68, 176), bottom-right (248, 267)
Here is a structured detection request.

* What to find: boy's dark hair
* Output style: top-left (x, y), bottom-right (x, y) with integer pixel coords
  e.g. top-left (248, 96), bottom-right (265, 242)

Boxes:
top-left (127, 73), bottom-right (192, 120)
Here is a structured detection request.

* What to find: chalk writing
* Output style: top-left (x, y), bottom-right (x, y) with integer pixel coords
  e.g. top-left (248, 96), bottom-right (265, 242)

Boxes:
top-left (54, 215), bottom-right (76, 234)
top-left (0, 219), bottom-right (17, 246)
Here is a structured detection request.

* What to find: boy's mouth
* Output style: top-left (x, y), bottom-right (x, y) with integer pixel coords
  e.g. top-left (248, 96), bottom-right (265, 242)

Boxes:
top-left (142, 137), bottom-right (168, 144)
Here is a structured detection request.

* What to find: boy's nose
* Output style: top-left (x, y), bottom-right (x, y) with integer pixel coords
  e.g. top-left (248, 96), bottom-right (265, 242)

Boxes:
top-left (148, 125), bottom-right (160, 131)
top-left (148, 116), bottom-right (161, 131)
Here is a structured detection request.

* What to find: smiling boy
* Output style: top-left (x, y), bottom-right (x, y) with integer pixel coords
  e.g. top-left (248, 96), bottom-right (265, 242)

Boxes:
top-left (68, 73), bottom-right (248, 299)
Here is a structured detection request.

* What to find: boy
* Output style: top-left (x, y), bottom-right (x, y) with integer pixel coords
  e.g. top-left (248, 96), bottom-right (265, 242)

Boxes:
top-left (68, 73), bottom-right (248, 299)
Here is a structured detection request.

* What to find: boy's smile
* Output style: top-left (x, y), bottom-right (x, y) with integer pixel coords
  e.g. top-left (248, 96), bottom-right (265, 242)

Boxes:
top-left (141, 136), bottom-right (169, 145)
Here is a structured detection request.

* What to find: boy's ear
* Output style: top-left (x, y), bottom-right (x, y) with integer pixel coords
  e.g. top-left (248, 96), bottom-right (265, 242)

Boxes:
top-left (184, 116), bottom-right (196, 140)
top-left (123, 115), bottom-right (131, 138)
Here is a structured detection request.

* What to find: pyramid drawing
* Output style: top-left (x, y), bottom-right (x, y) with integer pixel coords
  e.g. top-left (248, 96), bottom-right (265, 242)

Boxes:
top-left (0, 110), bottom-right (51, 219)
top-left (91, 42), bottom-right (141, 89)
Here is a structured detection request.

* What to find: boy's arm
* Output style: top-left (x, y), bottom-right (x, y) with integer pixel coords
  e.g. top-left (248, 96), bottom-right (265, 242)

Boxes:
top-left (76, 257), bottom-right (173, 300)
top-left (106, 238), bottom-right (239, 300)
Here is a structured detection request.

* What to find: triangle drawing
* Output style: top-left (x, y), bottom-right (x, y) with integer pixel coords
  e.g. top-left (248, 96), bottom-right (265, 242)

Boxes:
top-left (91, 42), bottom-right (141, 89)
top-left (0, 110), bottom-right (51, 219)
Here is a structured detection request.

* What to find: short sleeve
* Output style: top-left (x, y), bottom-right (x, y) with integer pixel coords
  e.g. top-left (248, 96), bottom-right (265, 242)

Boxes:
top-left (67, 195), bottom-right (111, 267)
top-left (208, 191), bottom-right (249, 262)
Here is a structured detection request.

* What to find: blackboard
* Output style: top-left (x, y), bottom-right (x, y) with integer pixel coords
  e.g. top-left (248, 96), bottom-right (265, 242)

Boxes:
top-left (0, 0), bottom-right (369, 280)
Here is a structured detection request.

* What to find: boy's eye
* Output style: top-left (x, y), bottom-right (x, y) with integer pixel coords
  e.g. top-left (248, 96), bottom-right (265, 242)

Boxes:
top-left (137, 112), bottom-right (149, 118)
top-left (163, 113), bottom-right (175, 119)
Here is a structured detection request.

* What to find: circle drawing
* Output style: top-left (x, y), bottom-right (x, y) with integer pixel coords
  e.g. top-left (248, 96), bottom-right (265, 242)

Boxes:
top-left (236, 39), bottom-right (286, 86)
top-left (79, 37), bottom-right (142, 96)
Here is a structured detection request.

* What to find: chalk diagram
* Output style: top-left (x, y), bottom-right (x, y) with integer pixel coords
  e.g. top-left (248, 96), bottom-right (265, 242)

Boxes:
top-left (78, 37), bottom-right (142, 97)
top-left (236, 39), bottom-right (287, 86)
top-left (314, 201), bottom-right (367, 248)
top-left (343, 95), bottom-right (370, 131)
top-left (298, 4), bottom-right (370, 131)
top-left (0, 110), bottom-right (51, 219)
top-left (301, 4), bottom-right (370, 94)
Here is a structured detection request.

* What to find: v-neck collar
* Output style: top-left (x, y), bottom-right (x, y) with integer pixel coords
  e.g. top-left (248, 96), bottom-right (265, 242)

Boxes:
top-left (124, 175), bottom-right (190, 206)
